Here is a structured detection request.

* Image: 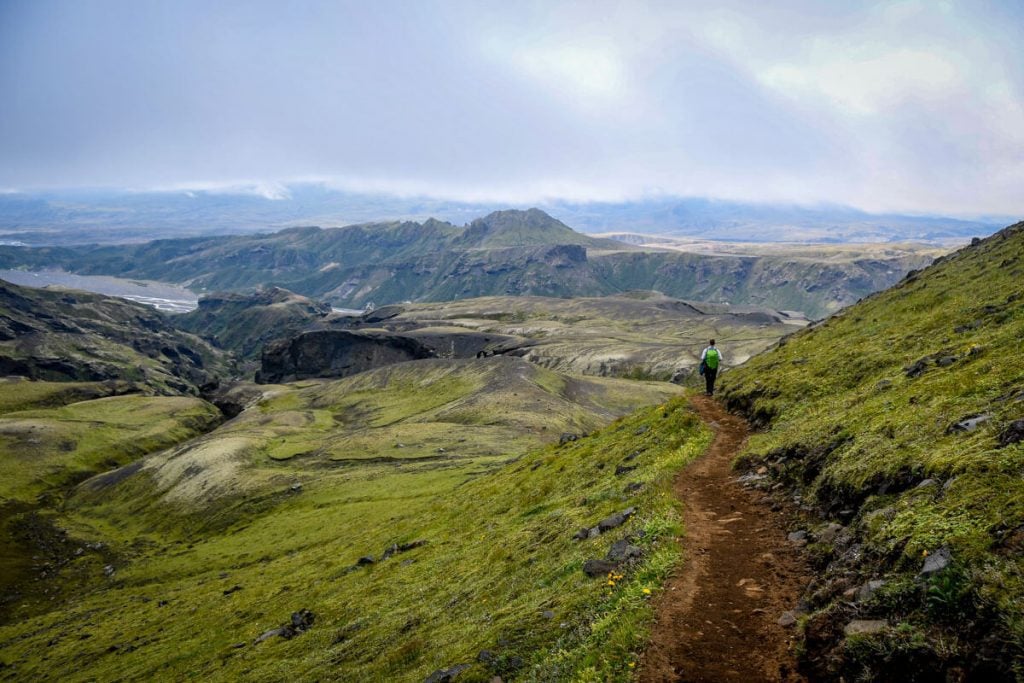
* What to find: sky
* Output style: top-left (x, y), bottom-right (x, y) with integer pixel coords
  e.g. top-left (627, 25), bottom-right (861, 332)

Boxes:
top-left (1, 0), bottom-right (1022, 217)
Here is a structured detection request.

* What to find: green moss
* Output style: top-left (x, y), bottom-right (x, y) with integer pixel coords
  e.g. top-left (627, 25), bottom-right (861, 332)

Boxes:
top-left (0, 388), bottom-right (709, 682)
top-left (0, 394), bottom-right (222, 504)
top-left (721, 223), bottom-right (1024, 668)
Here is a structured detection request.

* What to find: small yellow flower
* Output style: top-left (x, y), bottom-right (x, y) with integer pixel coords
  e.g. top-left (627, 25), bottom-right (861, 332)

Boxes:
top-left (628, 662), bottom-right (635, 668)
top-left (642, 587), bottom-right (651, 595)
top-left (607, 580), bottom-right (615, 586)
top-left (923, 550), bottom-right (929, 557)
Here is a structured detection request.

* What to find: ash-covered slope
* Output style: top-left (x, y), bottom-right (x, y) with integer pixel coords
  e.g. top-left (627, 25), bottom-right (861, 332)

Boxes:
top-left (720, 222), bottom-right (1024, 680)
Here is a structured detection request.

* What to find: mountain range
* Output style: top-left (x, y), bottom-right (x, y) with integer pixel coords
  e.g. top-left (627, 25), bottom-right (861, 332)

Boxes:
top-left (0, 185), bottom-right (1009, 246)
top-left (0, 208), bottom-right (938, 318)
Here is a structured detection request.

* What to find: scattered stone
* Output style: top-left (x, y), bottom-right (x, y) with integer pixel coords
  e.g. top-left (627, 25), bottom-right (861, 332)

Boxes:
top-left (778, 611), bottom-right (797, 627)
top-left (920, 547), bottom-right (952, 576)
top-left (904, 358), bottom-right (929, 378)
top-left (614, 464), bottom-right (637, 476)
top-left (856, 579), bottom-right (886, 602)
top-left (875, 379), bottom-right (893, 391)
top-left (915, 479), bottom-right (938, 490)
top-left (559, 433), bottom-right (578, 445)
top-left (787, 530), bottom-right (808, 544)
top-left (230, 642), bottom-right (246, 649)
top-left (946, 414), bottom-right (992, 434)
top-left (255, 628), bottom-right (284, 644)
top-left (530, 461), bottom-right (543, 471)
top-left (606, 539), bottom-right (643, 563)
top-left (597, 507), bottom-right (635, 533)
top-left (634, 425), bottom-right (649, 435)
top-left (541, 610), bottom-right (555, 619)
top-left (103, 565), bottom-right (115, 578)
top-left (381, 544), bottom-right (399, 561)
top-left (587, 527), bottom-right (601, 539)
top-left (289, 483), bottom-right (303, 492)
top-left (223, 585), bottom-right (243, 596)
top-left (398, 540), bottom-right (428, 552)
top-left (357, 555), bottom-right (376, 566)
top-left (968, 345), bottom-right (984, 357)
top-left (582, 559), bottom-right (618, 578)
top-left (844, 620), bottom-right (888, 636)
top-left (998, 420), bottom-right (1024, 448)
top-left (756, 465), bottom-right (769, 475)
top-left (624, 482), bottom-right (644, 493)
top-left (572, 528), bottom-right (590, 542)
top-left (477, 650), bottom-right (495, 665)
top-left (623, 450), bottom-right (641, 462)
top-left (436, 447), bottom-right (446, 454)
top-left (425, 664), bottom-right (470, 683)
top-left (816, 523), bottom-right (844, 544)
top-left (935, 355), bottom-right (958, 367)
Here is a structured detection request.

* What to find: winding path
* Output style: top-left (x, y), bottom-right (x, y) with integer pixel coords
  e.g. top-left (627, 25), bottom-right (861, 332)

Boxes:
top-left (638, 395), bottom-right (810, 683)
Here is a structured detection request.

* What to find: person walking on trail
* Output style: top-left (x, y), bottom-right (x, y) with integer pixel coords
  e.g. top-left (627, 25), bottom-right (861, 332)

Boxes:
top-left (700, 339), bottom-right (723, 396)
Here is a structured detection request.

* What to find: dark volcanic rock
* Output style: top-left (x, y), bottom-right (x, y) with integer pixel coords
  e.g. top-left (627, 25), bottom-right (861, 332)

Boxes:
top-left (424, 663), bottom-right (470, 683)
top-left (257, 329), bottom-right (436, 383)
top-left (998, 420), bottom-right (1024, 447)
top-left (582, 559), bottom-right (619, 577)
top-left (597, 507), bottom-right (636, 533)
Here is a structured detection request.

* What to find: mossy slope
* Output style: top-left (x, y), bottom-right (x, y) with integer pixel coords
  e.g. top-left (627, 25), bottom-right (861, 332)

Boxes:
top-left (720, 222), bottom-right (1024, 679)
top-left (0, 360), bottom-right (706, 681)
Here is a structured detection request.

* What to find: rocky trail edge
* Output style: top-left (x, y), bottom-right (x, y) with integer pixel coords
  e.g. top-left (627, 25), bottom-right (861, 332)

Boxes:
top-left (638, 394), bottom-right (811, 683)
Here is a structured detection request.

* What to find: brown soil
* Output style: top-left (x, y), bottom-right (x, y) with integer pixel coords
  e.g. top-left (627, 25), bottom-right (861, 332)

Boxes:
top-left (637, 395), bottom-right (810, 683)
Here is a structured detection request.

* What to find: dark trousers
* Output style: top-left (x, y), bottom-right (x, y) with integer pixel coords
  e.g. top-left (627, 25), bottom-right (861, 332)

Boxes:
top-left (704, 367), bottom-right (718, 395)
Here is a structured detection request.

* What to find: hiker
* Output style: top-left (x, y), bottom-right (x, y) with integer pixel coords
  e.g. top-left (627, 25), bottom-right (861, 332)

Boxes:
top-left (700, 339), bottom-right (723, 396)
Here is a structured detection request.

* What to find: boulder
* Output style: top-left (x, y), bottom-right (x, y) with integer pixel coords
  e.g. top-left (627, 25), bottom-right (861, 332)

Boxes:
top-left (424, 664), bottom-right (470, 683)
top-left (816, 523), bottom-right (844, 544)
top-left (597, 507), bottom-right (636, 533)
top-left (787, 530), bottom-right (808, 544)
top-left (946, 414), bottom-right (992, 434)
top-left (856, 579), bottom-right (886, 602)
top-left (920, 547), bottom-right (952, 576)
top-left (582, 559), bottom-right (619, 578)
top-left (998, 419), bottom-right (1024, 448)
top-left (605, 539), bottom-right (643, 563)
top-left (844, 620), bottom-right (888, 636)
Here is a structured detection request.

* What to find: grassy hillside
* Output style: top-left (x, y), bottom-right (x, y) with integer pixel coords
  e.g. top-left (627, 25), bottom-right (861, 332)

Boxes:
top-left (0, 358), bottom-right (707, 681)
top-left (720, 222), bottom-right (1024, 679)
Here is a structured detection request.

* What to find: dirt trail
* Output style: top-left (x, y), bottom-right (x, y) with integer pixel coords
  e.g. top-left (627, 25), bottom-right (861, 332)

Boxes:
top-left (638, 395), bottom-right (810, 683)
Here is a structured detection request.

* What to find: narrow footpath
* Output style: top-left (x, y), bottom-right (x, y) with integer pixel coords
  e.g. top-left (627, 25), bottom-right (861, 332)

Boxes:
top-left (638, 395), bottom-right (810, 683)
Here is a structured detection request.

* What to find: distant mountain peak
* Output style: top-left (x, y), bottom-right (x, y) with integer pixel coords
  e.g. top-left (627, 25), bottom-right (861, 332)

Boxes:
top-left (457, 208), bottom-right (603, 248)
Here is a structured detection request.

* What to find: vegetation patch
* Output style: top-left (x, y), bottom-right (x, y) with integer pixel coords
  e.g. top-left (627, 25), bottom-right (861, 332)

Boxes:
top-left (0, 388), bottom-right (708, 682)
top-left (721, 222), bottom-right (1024, 679)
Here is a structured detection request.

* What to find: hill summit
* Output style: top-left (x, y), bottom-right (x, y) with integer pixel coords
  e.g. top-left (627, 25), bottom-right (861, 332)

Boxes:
top-left (454, 208), bottom-right (620, 249)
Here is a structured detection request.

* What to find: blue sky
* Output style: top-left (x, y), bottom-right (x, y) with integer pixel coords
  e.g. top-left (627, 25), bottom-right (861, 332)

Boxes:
top-left (1, 0), bottom-right (1022, 216)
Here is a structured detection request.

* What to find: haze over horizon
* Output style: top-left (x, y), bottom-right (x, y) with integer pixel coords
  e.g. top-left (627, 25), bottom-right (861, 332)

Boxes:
top-left (2, 1), bottom-right (1023, 219)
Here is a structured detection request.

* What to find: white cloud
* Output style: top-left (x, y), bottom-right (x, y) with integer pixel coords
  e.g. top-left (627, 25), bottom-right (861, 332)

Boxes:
top-left (759, 48), bottom-right (962, 114)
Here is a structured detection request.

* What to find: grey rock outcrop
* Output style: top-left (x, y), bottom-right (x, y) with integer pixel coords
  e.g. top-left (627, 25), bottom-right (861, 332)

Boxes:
top-left (257, 329), bottom-right (435, 383)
